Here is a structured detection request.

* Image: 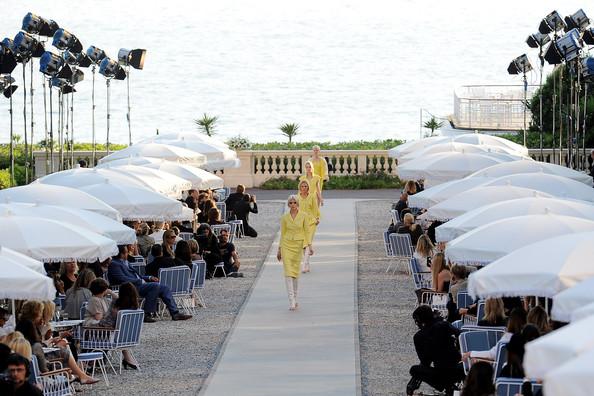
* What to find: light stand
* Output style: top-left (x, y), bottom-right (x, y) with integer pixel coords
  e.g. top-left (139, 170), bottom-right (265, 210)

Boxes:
top-left (507, 54), bottom-right (533, 147)
top-left (118, 48), bottom-right (146, 146)
top-left (522, 71), bottom-right (528, 147)
top-left (98, 55), bottom-right (127, 154)
top-left (126, 67), bottom-right (131, 146)
top-left (91, 65), bottom-right (96, 163)
top-left (22, 63), bottom-right (28, 183)
top-left (106, 78), bottom-right (111, 154)
top-left (9, 76), bottom-right (15, 185)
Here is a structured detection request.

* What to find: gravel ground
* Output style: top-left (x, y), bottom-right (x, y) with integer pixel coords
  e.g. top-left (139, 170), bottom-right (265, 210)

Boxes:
top-left (356, 200), bottom-right (419, 396)
top-left (86, 201), bottom-right (284, 396)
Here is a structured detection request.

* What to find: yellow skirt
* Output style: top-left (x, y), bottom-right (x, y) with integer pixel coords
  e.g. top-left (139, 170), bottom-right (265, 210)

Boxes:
top-left (281, 239), bottom-right (304, 278)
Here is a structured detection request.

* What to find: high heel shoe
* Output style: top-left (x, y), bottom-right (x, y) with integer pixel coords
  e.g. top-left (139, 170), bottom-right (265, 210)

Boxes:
top-left (75, 377), bottom-right (99, 385)
top-left (122, 359), bottom-right (138, 370)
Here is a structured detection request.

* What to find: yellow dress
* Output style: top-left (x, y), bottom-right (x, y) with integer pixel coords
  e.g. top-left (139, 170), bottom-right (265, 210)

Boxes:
top-left (297, 193), bottom-right (320, 244)
top-left (299, 174), bottom-right (322, 201)
top-left (280, 211), bottom-right (311, 278)
top-left (310, 157), bottom-right (329, 190)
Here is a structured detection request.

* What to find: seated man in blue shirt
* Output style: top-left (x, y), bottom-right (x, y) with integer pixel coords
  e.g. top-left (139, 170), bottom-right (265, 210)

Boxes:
top-left (107, 245), bottom-right (192, 323)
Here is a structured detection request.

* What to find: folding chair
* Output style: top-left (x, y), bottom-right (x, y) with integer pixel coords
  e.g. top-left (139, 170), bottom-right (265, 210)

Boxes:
top-left (390, 209), bottom-right (400, 226)
top-left (409, 258), bottom-right (431, 290)
top-left (420, 291), bottom-right (449, 318)
top-left (495, 378), bottom-right (541, 396)
top-left (158, 266), bottom-right (192, 315)
top-left (211, 224), bottom-right (231, 238)
top-left (216, 202), bottom-right (227, 221)
top-left (386, 233), bottom-right (413, 273)
top-left (30, 355), bottom-right (74, 396)
top-left (493, 342), bottom-right (508, 380)
top-left (383, 230), bottom-right (394, 258)
top-left (129, 257), bottom-right (146, 277)
top-left (228, 219), bottom-right (244, 239)
top-left (192, 260), bottom-right (207, 308)
top-left (179, 232), bottom-right (194, 241)
top-left (463, 300), bottom-right (486, 327)
top-left (459, 328), bottom-right (505, 374)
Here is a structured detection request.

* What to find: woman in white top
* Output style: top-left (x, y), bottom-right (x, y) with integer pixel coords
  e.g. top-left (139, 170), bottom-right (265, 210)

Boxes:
top-left (413, 234), bottom-right (434, 268)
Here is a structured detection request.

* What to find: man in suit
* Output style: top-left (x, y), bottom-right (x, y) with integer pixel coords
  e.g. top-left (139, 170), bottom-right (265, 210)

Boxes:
top-left (108, 245), bottom-right (192, 323)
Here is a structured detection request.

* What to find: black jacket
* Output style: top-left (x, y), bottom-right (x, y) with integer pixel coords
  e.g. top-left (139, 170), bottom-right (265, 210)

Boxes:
top-left (413, 319), bottom-right (461, 369)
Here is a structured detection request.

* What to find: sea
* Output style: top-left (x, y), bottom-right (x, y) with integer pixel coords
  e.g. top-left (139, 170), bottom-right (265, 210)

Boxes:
top-left (0, 0), bottom-right (590, 145)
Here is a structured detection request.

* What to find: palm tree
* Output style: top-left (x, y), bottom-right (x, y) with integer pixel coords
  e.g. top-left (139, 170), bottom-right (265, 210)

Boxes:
top-left (194, 113), bottom-right (219, 136)
top-left (423, 116), bottom-right (444, 137)
top-left (279, 123), bottom-right (300, 144)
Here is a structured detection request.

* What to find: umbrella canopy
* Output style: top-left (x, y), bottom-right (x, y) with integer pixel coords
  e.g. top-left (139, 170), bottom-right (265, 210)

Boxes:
top-left (79, 181), bottom-right (193, 221)
top-left (482, 173), bottom-right (594, 203)
top-left (551, 277), bottom-right (594, 322)
top-left (0, 184), bottom-right (121, 222)
top-left (96, 165), bottom-right (192, 198)
top-left (388, 136), bottom-right (451, 159)
top-left (408, 177), bottom-right (492, 209)
top-left (142, 161), bottom-right (224, 189)
top-left (0, 203), bottom-right (136, 245)
top-left (0, 245), bottom-right (45, 274)
top-left (398, 152), bottom-right (512, 187)
top-left (98, 143), bottom-right (206, 167)
top-left (419, 186), bottom-right (552, 221)
top-left (144, 137), bottom-right (239, 170)
top-left (446, 214), bottom-right (594, 266)
top-left (469, 160), bottom-right (593, 185)
top-left (436, 197), bottom-right (594, 242)
top-left (399, 142), bottom-right (528, 164)
top-left (571, 301), bottom-right (594, 322)
top-left (525, 314), bottom-right (594, 380)
top-left (452, 133), bottom-right (529, 156)
top-left (143, 131), bottom-right (230, 149)
top-left (0, 249), bottom-right (55, 300)
top-left (467, 231), bottom-right (594, 299)
top-left (36, 167), bottom-right (150, 191)
top-left (543, 348), bottom-right (594, 396)
top-left (0, 213), bottom-right (118, 263)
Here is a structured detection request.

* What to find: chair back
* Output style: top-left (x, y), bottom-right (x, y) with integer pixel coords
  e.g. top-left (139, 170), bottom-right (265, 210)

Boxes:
top-left (216, 202), bottom-right (227, 221)
top-left (390, 209), bottom-right (400, 226)
top-left (494, 342), bottom-right (508, 379)
top-left (495, 379), bottom-right (542, 396)
top-left (409, 258), bottom-right (431, 290)
top-left (211, 224), bottom-right (231, 238)
top-left (130, 261), bottom-right (146, 277)
top-left (189, 262), bottom-right (199, 292)
top-left (30, 354), bottom-right (73, 396)
top-left (192, 260), bottom-right (207, 290)
top-left (179, 232), bottom-right (194, 241)
top-left (80, 301), bottom-right (89, 322)
top-left (112, 309), bottom-right (144, 347)
top-left (383, 230), bottom-right (394, 257)
top-left (457, 291), bottom-right (474, 309)
top-left (476, 300), bottom-right (486, 320)
top-left (159, 266), bottom-right (191, 296)
top-left (459, 329), bottom-right (505, 373)
top-left (389, 233), bottom-right (414, 259)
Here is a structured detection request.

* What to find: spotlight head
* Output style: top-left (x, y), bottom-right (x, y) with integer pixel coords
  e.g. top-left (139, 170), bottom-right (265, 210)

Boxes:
top-left (0, 47), bottom-right (17, 74)
top-left (52, 28), bottom-right (82, 53)
top-left (22, 12), bottom-right (59, 37)
top-left (50, 77), bottom-right (75, 94)
top-left (118, 48), bottom-right (146, 70)
top-left (526, 32), bottom-right (551, 48)
top-left (63, 50), bottom-right (91, 68)
top-left (98, 57), bottom-right (126, 80)
top-left (539, 11), bottom-right (566, 34)
top-left (507, 54), bottom-right (532, 74)
top-left (0, 38), bottom-right (14, 50)
top-left (584, 27), bottom-right (594, 45)
top-left (564, 9), bottom-right (590, 32)
top-left (582, 57), bottom-right (594, 81)
top-left (13, 31), bottom-right (45, 59)
top-left (0, 75), bottom-right (18, 98)
top-left (86, 46), bottom-right (106, 64)
top-left (544, 28), bottom-right (582, 65)
top-left (39, 51), bottom-right (64, 76)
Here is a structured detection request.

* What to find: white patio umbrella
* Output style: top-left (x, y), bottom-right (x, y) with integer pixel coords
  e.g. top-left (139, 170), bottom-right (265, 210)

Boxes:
top-left (399, 142), bottom-right (528, 164)
top-left (97, 164), bottom-right (192, 198)
top-left (0, 184), bottom-right (121, 221)
top-left (388, 136), bottom-right (451, 159)
top-left (0, 203), bottom-right (136, 245)
top-left (544, 348), bottom-right (594, 396)
top-left (142, 160), bottom-right (224, 189)
top-left (35, 167), bottom-right (150, 191)
top-left (419, 186), bottom-right (552, 221)
top-left (467, 231), bottom-right (594, 299)
top-left (571, 301), bottom-right (594, 322)
top-left (144, 137), bottom-right (240, 170)
top-left (0, 213), bottom-right (118, 262)
top-left (452, 133), bottom-right (529, 156)
top-left (143, 131), bottom-right (230, 149)
top-left (446, 214), bottom-right (594, 266)
top-left (398, 152), bottom-right (511, 187)
top-left (551, 277), bottom-right (594, 322)
top-left (524, 314), bottom-right (594, 380)
top-left (98, 143), bottom-right (207, 167)
top-left (0, 245), bottom-right (45, 274)
top-left (469, 160), bottom-right (593, 185)
top-left (0, 251), bottom-right (55, 300)
top-left (79, 181), bottom-right (193, 221)
top-left (482, 173), bottom-right (594, 203)
top-left (436, 197), bottom-right (594, 242)
top-left (408, 177), bottom-right (492, 209)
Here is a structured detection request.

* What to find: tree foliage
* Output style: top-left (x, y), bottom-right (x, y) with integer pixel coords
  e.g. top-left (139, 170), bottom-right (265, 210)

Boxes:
top-left (279, 123), bottom-right (300, 143)
top-left (194, 113), bottom-right (219, 136)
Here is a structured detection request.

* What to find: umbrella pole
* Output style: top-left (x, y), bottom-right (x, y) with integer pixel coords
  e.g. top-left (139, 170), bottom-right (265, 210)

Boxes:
top-left (11, 299), bottom-right (16, 327)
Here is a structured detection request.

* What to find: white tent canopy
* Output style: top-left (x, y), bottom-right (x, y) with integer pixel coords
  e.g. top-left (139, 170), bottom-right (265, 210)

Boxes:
top-left (571, 301), bottom-right (594, 322)
top-left (143, 131), bottom-right (230, 149)
top-left (419, 186), bottom-right (552, 221)
top-left (0, 213), bottom-right (118, 263)
top-left (0, 250), bottom-right (55, 301)
top-left (79, 181), bottom-right (193, 221)
top-left (387, 136), bottom-right (450, 159)
top-left (551, 277), bottom-right (594, 322)
top-left (483, 173), bottom-right (594, 203)
top-left (96, 165), bottom-right (192, 198)
top-left (451, 133), bottom-right (529, 156)
top-left (544, 348), bottom-right (594, 396)
top-left (525, 314), bottom-right (594, 380)
top-left (0, 203), bottom-right (136, 245)
top-left (143, 161), bottom-right (224, 189)
top-left (0, 184), bottom-right (121, 221)
top-left (408, 177), bottom-right (492, 209)
top-left (98, 143), bottom-right (207, 167)
top-left (436, 197), bottom-right (594, 242)
top-left (469, 160), bottom-right (593, 185)
top-left (399, 142), bottom-right (528, 164)
top-left (467, 231), bottom-right (594, 299)
top-left (446, 214), bottom-right (594, 266)
top-left (0, 245), bottom-right (45, 274)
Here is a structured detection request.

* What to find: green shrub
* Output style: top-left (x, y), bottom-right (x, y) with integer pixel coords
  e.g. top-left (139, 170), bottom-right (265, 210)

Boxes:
top-left (259, 172), bottom-right (402, 190)
top-left (0, 169), bottom-right (12, 189)
top-left (251, 139), bottom-right (404, 151)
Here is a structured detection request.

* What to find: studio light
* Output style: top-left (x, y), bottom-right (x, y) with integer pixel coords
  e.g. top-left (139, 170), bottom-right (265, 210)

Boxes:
top-left (13, 31), bottom-right (45, 59)
top-left (39, 51), bottom-right (64, 76)
top-left (63, 50), bottom-right (91, 68)
top-left (50, 77), bottom-right (75, 94)
top-left (544, 28), bottom-right (582, 65)
top-left (118, 48), bottom-right (146, 70)
top-left (0, 75), bottom-right (18, 98)
top-left (21, 12), bottom-right (59, 37)
top-left (52, 28), bottom-right (82, 53)
top-left (0, 46), bottom-right (17, 74)
top-left (584, 28), bottom-right (594, 45)
top-left (526, 32), bottom-right (551, 48)
top-left (98, 57), bottom-right (126, 80)
top-left (564, 9), bottom-right (590, 32)
top-left (539, 10), bottom-right (566, 34)
top-left (583, 57), bottom-right (594, 81)
top-left (86, 46), bottom-right (106, 64)
top-left (507, 54), bottom-right (532, 74)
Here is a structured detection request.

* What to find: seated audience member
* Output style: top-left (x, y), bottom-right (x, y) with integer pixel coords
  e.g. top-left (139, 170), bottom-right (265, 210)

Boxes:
top-left (145, 245), bottom-right (176, 278)
top-left (461, 361), bottom-right (495, 396)
top-left (174, 240), bottom-right (193, 269)
top-left (198, 199), bottom-right (216, 223)
top-left (393, 191), bottom-right (410, 219)
top-left (7, 335), bottom-right (32, 360)
top-left (414, 235), bottom-right (435, 268)
top-left (188, 239), bottom-right (201, 261)
top-left (161, 229), bottom-right (177, 259)
top-left (526, 305), bottom-right (551, 335)
top-left (218, 229), bottom-right (243, 277)
top-left (448, 265), bottom-right (468, 305)
top-left (136, 223), bottom-right (155, 258)
top-left (234, 194), bottom-right (258, 237)
top-left (207, 207), bottom-right (224, 226)
top-left (59, 261), bottom-right (78, 292)
top-left (499, 333), bottom-right (526, 378)
top-left (4, 353), bottom-right (43, 396)
top-left (185, 189), bottom-right (199, 211)
top-left (87, 258), bottom-right (111, 280)
top-left (225, 184), bottom-right (246, 219)
top-left (415, 178), bottom-right (425, 193)
top-left (397, 213), bottom-right (423, 246)
top-left (404, 180), bottom-right (418, 196)
top-left (195, 223), bottom-right (223, 278)
top-left (407, 305), bottom-right (463, 396)
top-left (107, 245), bottom-right (192, 322)
top-left (84, 278), bottom-right (117, 327)
top-left (478, 298), bottom-right (507, 327)
top-left (63, 269), bottom-right (95, 320)
top-left (149, 221), bottom-right (166, 245)
top-left (415, 253), bottom-right (450, 303)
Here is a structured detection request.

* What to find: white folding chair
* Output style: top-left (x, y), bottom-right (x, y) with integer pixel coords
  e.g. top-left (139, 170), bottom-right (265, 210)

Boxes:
top-left (386, 233), bottom-right (413, 274)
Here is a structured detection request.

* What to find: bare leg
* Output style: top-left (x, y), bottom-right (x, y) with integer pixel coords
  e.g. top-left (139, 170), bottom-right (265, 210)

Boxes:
top-left (67, 354), bottom-right (96, 382)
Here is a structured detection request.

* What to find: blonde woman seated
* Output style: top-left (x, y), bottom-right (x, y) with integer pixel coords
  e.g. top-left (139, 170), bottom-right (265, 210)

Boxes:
top-left (414, 235), bottom-right (434, 268)
top-left (478, 298), bottom-right (507, 327)
top-left (414, 253), bottom-right (450, 302)
top-left (397, 213), bottom-right (424, 247)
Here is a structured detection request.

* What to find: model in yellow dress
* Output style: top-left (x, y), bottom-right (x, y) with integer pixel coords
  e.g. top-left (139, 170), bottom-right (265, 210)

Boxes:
top-left (276, 195), bottom-right (313, 310)
top-left (309, 145), bottom-right (329, 190)
top-left (299, 160), bottom-right (323, 206)
top-left (297, 180), bottom-right (320, 273)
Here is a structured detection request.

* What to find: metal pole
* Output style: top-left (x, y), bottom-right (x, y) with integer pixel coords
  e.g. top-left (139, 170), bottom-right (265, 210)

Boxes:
top-left (523, 73), bottom-right (527, 147)
top-left (559, 68), bottom-right (564, 166)
top-left (9, 75), bottom-right (14, 185)
top-left (106, 78), bottom-right (111, 154)
top-left (70, 81), bottom-right (75, 168)
top-left (583, 82), bottom-right (588, 170)
top-left (22, 63), bottom-right (28, 184)
top-left (127, 67), bottom-right (132, 145)
top-left (43, 76), bottom-right (49, 174)
top-left (58, 89), bottom-right (63, 171)
top-left (538, 47), bottom-right (544, 160)
top-left (91, 65), bottom-right (96, 165)
top-left (30, 61), bottom-right (34, 180)
top-left (552, 67), bottom-right (556, 164)
top-left (49, 80), bottom-right (54, 173)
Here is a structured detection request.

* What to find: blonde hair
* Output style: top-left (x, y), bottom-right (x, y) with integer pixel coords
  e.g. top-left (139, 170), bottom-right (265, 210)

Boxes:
top-left (483, 298), bottom-right (506, 324)
top-left (405, 180), bottom-right (417, 194)
top-left (8, 336), bottom-right (31, 359)
top-left (19, 301), bottom-right (44, 324)
top-left (304, 160), bottom-right (315, 175)
top-left (0, 331), bottom-right (24, 346)
top-left (527, 305), bottom-right (551, 334)
top-left (298, 180), bottom-right (310, 191)
top-left (431, 253), bottom-right (447, 291)
top-left (312, 145), bottom-right (321, 151)
top-left (415, 235), bottom-right (434, 258)
top-left (41, 301), bottom-right (55, 324)
top-left (163, 229), bottom-right (177, 258)
top-left (287, 195), bottom-right (299, 206)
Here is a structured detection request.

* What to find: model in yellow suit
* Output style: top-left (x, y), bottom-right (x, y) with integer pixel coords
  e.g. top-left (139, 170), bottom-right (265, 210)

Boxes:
top-left (299, 160), bottom-right (322, 206)
top-left (297, 180), bottom-right (320, 273)
top-left (309, 145), bottom-right (329, 190)
top-left (277, 195), bottom-right (313, 311)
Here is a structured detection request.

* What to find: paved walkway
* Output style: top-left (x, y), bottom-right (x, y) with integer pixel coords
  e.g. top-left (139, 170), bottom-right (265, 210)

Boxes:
top-left (201, 199), bottom-right (360, 396)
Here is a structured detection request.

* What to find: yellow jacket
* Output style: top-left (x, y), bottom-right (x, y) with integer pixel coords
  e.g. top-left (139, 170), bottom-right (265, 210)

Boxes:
top-left (297, 193), bottom-right (320, 224)
top-left (280, 211), bottom-right (312, 247)
top-left (299, 174), bottom-right (321, 196)
top-left (310, 157), bottom-right (328, 181)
